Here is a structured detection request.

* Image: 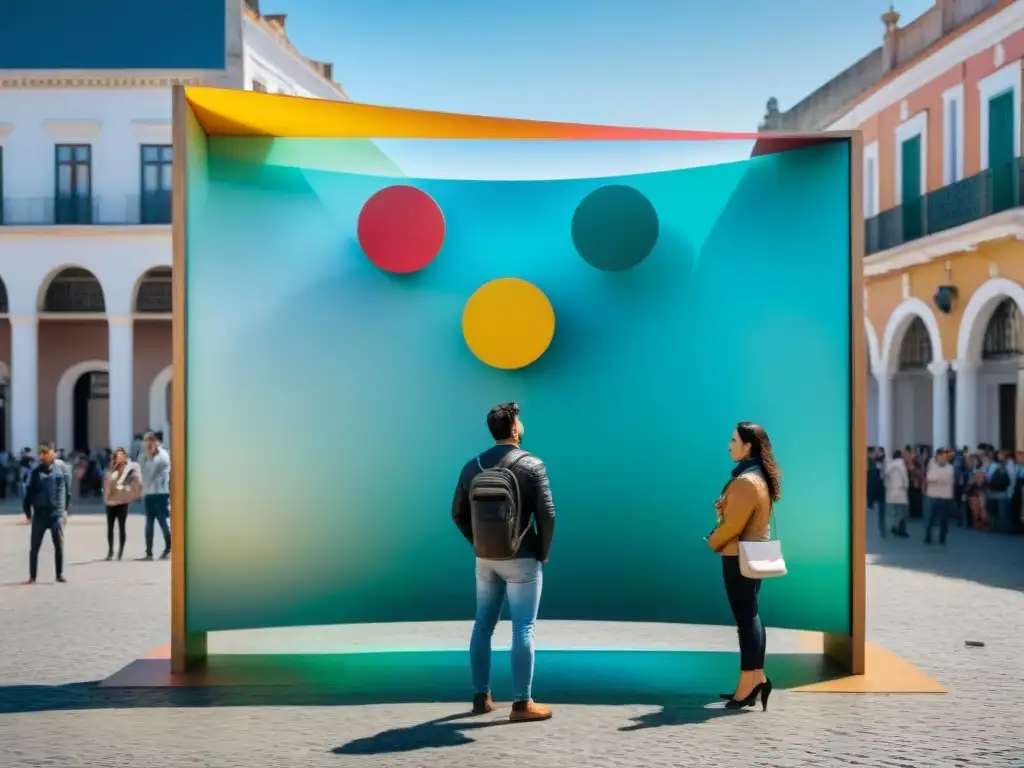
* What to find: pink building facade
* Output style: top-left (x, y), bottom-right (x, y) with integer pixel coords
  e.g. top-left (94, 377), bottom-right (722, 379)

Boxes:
top-left (0, 235), bottom-right (172, 453)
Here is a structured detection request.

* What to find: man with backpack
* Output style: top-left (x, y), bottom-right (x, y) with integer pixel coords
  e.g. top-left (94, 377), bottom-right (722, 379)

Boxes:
top-left (985, 449), bottom-right (1016, 534)
top-left (451, 401), bottom-right (556, 723)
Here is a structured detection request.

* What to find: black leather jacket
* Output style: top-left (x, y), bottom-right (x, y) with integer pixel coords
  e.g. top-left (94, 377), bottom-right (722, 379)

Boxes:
top-left (452, 444), bottom-right (556, 561)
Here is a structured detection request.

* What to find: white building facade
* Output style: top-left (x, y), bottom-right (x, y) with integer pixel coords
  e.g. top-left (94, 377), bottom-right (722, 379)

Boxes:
top-left (0, 0), bottom-right (347, 455)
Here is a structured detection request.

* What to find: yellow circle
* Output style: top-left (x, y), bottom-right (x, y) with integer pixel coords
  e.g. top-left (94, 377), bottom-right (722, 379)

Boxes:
top-left (462, 278), bottom-right (555, 370)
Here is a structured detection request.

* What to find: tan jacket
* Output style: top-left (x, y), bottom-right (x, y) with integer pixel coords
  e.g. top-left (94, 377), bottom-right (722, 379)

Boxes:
top-left (707, 472), bottom-right (773, 556)
top-left (103, 463), bottom-right (142, 507)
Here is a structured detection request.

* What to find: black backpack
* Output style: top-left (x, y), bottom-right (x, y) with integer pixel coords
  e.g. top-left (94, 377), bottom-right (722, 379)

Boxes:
top-left (468, 449), bottom-right (529, 560)
top-left (989, 465), bottom-right (1011, 492)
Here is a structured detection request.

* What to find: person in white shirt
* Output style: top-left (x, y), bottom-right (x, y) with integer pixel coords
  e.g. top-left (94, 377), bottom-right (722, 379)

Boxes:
top-left (884, 447), bottom-right (910, 538)
top-left (924, 448), bottom-right (956, 544)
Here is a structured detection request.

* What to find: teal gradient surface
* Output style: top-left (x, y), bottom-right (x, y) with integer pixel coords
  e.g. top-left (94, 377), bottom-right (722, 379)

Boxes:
top-left (184, 137), bottom-right (852, 636)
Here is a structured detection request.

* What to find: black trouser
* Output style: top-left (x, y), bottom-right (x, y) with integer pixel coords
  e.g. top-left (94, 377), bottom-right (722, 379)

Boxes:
top-left (722, 555), bottom-right (766, 671)
top-left (29, 511), bottom-right (65, 580)
top-left (106, 504), bottom-right (129, 554)
top-left (909, 487), bottom-right (923, 518)
top-left (924, 497), bottom-right (953, 542)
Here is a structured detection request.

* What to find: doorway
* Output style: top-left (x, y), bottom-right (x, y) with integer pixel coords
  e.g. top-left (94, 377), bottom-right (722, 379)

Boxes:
top-left (72, 371), bottom-right (109, 451)
top-left (998, 382), bottom-right (1016, 451)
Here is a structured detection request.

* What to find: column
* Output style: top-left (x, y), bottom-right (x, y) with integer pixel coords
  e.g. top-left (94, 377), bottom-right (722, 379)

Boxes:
top-left (107, 315), bottom-right (134, 451)
top-left (9, 316), bottom-right (38, 451)
top-left (928, 360), bottom-right (950, 449)
top-left (875, 370), bottom-right (894, 454)
top-left (953, 359), bottom-right (979, 450)
top-left (1016, 366), bottom-right (1024, 453)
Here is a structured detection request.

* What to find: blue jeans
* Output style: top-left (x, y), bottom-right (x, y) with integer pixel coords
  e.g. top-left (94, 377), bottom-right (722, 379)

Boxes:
top-left (470, 557), bottom-right (543, 702)
top-left (924, 497), bottom-right (953, 542)
top-left (144, 494), bottom-right (171, 556)
top-left (886, 502), bottom-right (909, 532)
top-left (987, 495), bottom-right (1013, 533)
top-left (869, 501), bottom-right (885, 537)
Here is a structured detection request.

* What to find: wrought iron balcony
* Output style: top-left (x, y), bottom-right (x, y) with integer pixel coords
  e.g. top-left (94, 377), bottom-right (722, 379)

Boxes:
top-left (865, 158), bottom-right (1022, 255)
top-left (0, 191), bottom-right (172, 227)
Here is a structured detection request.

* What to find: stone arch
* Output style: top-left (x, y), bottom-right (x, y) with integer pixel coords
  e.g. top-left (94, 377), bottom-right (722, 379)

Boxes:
top-left (133, 266), bottom-right (172, 314)
top-left (956, 277), bottom-right (1024, 364)
top-left (38, 265), bottom-right (106, 313)
top-left (148, 364), bottom-right (172, 439)
top-left (865, 317), bottom-right (882, 373)
top-left (55, 359), bottom-right (108, 451)
top-left (881, 297), bottom-right (944, 373)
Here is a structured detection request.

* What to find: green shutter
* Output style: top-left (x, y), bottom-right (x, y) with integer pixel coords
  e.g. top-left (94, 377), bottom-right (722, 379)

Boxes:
top-left (901, 135), bottom-right (924, 240)
top-left (900, 135), bottom-right (922, 203)
top-left (988, 91), bottom-right (1016, 213)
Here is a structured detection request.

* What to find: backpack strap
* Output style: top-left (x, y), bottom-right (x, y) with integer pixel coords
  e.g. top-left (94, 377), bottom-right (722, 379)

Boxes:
top-left (498, 448), bottom-right (528, 470)
top-left (476, 449), bottom-right (529, 472)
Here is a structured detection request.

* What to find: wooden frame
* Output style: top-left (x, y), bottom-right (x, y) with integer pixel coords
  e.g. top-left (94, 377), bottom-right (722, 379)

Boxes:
top-left (170, 86), bottom-right (207, 673)
top-left (753, 129), bottom-right (867, 675)
top-left (169, 86), bottom-right (866, 675)
top-left (829, 129), bottom-right (867, 675)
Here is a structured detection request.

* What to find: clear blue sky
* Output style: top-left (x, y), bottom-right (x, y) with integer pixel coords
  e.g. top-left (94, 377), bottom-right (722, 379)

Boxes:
top-left (267, 0), bottom-right (934, 130)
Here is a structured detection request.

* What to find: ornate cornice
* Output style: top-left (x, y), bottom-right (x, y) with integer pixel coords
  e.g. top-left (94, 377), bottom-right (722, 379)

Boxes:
top-left (0, 75), bottom-right (207, 89)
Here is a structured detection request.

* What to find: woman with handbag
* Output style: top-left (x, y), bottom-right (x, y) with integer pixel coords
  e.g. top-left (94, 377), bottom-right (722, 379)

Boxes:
top-left (707, 421), bottom-right (784, 711)
top-left (103, 448), bottom-right (142, 560)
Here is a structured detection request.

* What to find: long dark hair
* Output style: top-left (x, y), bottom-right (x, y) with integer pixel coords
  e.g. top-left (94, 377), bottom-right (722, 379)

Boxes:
top-left (109, 447), bottom-right (128, 472)
top-left (736, 422), bottom-right (782, 502)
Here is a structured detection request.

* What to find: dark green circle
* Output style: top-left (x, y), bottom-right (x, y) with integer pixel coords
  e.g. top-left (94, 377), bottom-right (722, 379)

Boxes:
top-left (571, 184), bottom-right (659, 272)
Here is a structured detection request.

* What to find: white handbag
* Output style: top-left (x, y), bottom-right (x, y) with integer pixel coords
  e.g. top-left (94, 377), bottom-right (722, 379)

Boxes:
top-left (738, 506), bottom-right (787, 579)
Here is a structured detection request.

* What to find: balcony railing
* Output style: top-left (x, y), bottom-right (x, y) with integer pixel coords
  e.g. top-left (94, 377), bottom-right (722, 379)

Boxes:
top-left (865, 158), bottom-right (1023, 255)
top-left (0, 191), bottom-right (172, 227)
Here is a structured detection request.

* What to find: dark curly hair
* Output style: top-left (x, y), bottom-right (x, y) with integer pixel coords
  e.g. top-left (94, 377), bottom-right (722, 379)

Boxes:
top-left (736, 421), bottom-right (782, 502)
top-left (486, 402), bottom-right (521, 441)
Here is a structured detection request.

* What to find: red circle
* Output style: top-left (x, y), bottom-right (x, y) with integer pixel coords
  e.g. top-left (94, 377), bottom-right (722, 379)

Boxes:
top-left (357, 185), bottom-right (446, 274)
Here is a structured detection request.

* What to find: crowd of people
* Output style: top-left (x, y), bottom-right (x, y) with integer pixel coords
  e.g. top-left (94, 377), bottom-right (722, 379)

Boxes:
top-left (12, 431), bottom-right (173, 584)
top-left (867, 443), bottom-right (1024, 543)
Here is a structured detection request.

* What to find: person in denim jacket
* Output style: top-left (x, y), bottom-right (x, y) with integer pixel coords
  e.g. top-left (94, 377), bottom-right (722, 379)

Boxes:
top-left (22, 443), bottom-right (73, 584)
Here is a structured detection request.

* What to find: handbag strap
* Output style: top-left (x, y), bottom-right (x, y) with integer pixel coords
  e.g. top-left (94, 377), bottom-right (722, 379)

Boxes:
top-left (734, 465), bottom-right (779, 542)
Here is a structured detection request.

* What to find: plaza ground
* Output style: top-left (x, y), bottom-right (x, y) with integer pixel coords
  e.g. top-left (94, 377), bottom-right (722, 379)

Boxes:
top-left (0, 505), bottom-right (1021, 768)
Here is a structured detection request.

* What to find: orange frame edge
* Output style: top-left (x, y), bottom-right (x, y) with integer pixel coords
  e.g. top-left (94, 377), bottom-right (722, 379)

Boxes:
top-left (824, 129), bottom-right (867, 675)
top-left (171, 85), bottom-right (208, 673)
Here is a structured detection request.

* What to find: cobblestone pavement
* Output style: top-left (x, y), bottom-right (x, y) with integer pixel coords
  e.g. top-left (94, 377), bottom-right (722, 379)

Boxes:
top-left (0, 510), bottom-right (1021, 768)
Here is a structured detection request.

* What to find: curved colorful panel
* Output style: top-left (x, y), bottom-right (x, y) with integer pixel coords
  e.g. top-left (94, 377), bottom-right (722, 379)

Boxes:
top-left (184, 138), bottom-right (852, 636)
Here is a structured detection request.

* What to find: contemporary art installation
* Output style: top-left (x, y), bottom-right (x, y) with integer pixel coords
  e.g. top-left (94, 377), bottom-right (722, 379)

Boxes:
top-left (166, 86), bottom-right (868, 685)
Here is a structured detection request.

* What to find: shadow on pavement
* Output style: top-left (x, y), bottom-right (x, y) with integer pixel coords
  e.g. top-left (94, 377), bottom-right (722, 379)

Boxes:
top-left (865, 519), bottom-right (1024, 592)
top-left (0, 682), bottom-right (748, 734)
top-left (330, 695), bottom-right (746, 755)
top-left (331, 712), bottom-right (512, 754)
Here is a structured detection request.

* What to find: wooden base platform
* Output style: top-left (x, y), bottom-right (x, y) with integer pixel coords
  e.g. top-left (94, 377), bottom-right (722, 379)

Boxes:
top-left (102, 635), bottom-right (943, 698)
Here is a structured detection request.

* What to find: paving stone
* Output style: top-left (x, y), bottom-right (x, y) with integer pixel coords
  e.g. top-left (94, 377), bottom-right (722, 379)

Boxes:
top-left (0, 510), bottom-right (1022, 768)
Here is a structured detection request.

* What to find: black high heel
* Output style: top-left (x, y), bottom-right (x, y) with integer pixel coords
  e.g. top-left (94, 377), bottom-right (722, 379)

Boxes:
top-left (724, 682), bottom-right (763, 710)
top-left (718, 692), bottom-right (753, 702)
top-left (759, 678), bottom-right (773, 711)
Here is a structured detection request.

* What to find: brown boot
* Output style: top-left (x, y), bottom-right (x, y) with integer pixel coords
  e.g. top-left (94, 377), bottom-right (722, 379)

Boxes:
top-left (509, 699), bottom-right (552, 722)
top-left (471, 693), bottom-right (494, 715)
